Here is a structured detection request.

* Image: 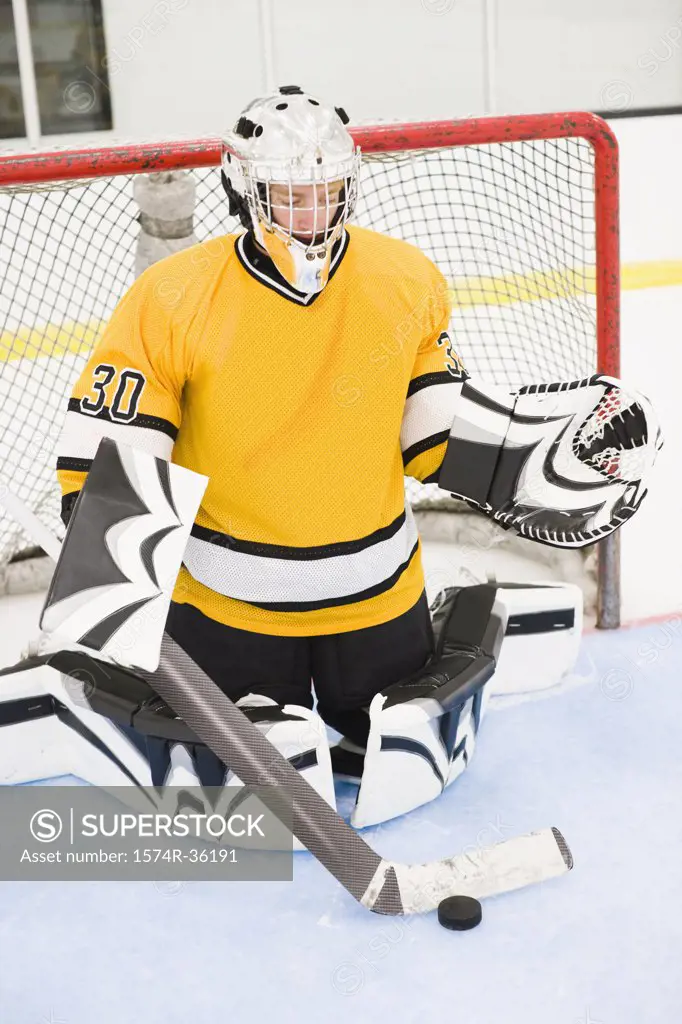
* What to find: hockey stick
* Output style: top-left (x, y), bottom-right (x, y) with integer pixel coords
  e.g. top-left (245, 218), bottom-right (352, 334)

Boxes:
top-left (146, 633), bottom-right (572, 913)
top-left (0, 484), bottom-right (573, 914)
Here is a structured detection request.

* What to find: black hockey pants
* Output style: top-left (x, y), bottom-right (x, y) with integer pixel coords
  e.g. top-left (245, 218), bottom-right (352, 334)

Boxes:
top-left (122, 590), bottom-right (434, 786)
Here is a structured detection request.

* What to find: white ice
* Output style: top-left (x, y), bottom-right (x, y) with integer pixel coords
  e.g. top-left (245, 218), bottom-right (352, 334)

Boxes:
top-left (0, 592), bottom-right (680, 1023)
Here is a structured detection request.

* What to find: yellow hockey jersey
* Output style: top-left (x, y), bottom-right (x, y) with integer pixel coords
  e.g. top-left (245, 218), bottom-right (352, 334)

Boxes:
top-left (56, 225), bottom-right (464, 636)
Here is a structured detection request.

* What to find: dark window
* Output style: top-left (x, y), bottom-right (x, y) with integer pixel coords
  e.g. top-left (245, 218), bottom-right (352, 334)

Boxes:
top-left (27, 0), bottom-right (112, 135)
top-left (0, 1), bottom-right (26, 139)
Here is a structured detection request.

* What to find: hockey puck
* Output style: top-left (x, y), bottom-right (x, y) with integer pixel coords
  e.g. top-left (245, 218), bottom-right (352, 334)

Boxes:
top-left (437, 895), bottom-right (482, 931)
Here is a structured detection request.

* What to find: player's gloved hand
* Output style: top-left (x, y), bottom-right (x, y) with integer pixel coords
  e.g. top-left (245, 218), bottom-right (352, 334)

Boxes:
top-left (439, 374), bottom-right (663, 549)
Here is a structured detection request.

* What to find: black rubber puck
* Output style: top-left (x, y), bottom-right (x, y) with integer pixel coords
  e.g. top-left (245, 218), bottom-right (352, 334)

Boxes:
top-left (437, 895), bottom-right (482, 931)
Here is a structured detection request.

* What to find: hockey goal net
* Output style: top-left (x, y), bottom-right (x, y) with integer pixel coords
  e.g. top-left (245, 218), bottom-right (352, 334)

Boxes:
top-left (0, 112), bottom-right (620, 624)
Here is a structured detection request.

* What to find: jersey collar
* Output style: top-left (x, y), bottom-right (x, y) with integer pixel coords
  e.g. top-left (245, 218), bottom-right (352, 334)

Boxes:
top-left (235, 228), bottom-right (350, 306)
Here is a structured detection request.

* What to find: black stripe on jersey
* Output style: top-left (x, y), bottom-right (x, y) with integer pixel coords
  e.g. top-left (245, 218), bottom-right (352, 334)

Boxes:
top-left (235, 228), bottom-right (350, 306)
top-left (241, 537), bottom-right (420, 612)
top-left (402, 430), bottom-right (450, 470)
top-left (57, 457), bottom-right (93, 473)
top-left (67, 398), bottom-right (178, 440)
top-left (191, 509), bottom-right (407, 560)
top-left (406, 370), bottom-right (456, 399)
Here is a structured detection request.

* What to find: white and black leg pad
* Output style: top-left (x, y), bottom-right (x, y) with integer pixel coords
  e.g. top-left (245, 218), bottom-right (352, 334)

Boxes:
top-left (351, 584), bottom-right (506, 829)
top-left (490, 581), bottom-right (583, 696)
top-left (222, 695), bottom-right (336, 852)
top-left (0, 656), bottom-right (335, 853)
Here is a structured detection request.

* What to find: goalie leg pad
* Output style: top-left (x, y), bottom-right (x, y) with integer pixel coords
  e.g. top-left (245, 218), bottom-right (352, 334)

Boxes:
top-left (348, 578), bottom-right (582, 826)
top-left (0, 653), bottom-right (335, 851)
top-left (223, 695), bottom-right (336, 851)
top-left (142, 695), bottom-right (336, 851)
top-left (490, 581), bottom-right (583, 696)
top-left (351, 584), bottom-right (505, 829)
top-left (0, 657), bottom-right (154, 788)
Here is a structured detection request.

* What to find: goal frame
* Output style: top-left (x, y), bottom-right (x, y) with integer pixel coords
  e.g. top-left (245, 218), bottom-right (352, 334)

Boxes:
top-left (0, 110), bottom-right (621, 626)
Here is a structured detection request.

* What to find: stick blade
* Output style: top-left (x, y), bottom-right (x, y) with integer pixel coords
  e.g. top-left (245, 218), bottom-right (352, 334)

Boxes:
top-left (366, 826), bottom-right (573, 914)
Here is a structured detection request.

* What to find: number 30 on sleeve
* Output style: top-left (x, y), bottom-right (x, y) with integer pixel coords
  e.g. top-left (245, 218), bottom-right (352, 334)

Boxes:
top-left (80, 364), bottom-right (146, 422)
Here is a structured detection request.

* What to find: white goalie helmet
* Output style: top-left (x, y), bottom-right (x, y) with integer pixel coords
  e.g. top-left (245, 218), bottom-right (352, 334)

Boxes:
top-left (221, 85), bottom-right (361, 293)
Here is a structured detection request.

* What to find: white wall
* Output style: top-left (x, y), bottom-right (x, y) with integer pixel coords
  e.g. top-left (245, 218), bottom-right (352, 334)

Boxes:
top-left (495, 0), bottom-right (682, 114)
top-left (270, 0), bottom-right (488, 122)
top-left (615, 114), bottom-right (682, 263)
top-left (612, 120), bottom-right (682, 621)
top-left (98, 0), bottom-right (264, 139)
top-left (89, 0), bottom-right (682, 131)
top-left (3, 0), bottom-right (681, 151)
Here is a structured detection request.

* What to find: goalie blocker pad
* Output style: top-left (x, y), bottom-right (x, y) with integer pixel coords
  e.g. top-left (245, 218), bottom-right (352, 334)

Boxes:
top-left (41, 437), bottom-right (208, 671)
top-left (437, 374), bottom-right (662, 548)
top-left (347, 579), bottom-right (581, 828)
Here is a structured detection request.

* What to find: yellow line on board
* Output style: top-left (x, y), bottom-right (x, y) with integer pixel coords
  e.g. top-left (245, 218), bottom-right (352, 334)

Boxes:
top-left (621, 260), bottom-right (682, 291)
top-left (448, 267), bottom-right (596, 309)
top-left (0, 321), bottom-right (104, 364)
top-left (2, 260), bottom-right (682, 366)
top-left (448, 260), bottom-right (682, 308)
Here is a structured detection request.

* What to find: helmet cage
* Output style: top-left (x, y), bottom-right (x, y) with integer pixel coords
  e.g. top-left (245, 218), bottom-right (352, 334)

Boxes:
top-left (247, 167), bottom-right (359, 252)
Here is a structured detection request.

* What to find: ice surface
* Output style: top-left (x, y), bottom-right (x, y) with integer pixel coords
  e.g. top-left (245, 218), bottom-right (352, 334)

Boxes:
top-left (0, 593), bottom-right (680, 1023)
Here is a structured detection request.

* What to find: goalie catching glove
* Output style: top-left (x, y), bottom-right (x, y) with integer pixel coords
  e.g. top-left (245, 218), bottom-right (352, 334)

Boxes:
top-left (436, 373), bottom-right (662, 548)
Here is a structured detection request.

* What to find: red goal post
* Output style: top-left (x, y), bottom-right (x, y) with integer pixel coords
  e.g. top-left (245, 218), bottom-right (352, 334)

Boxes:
top-left (0, 111), bottom-right (620, 625)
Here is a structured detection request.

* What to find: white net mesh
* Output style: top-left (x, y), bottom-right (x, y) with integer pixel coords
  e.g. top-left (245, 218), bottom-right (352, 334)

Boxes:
top-left (0, 126), bottom-right (609, 602)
